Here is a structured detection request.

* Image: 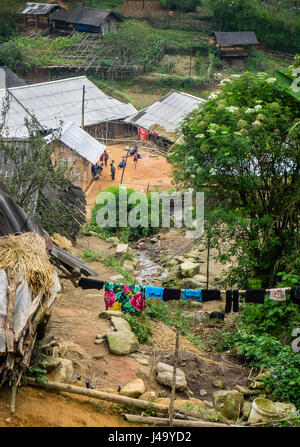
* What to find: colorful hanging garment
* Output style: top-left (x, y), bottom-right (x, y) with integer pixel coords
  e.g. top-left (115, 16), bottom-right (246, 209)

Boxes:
top-left (138, 126), bottom-right (149, 141)
top-left (78, 278), bottom-right (104, 290)
top-left (182, 289), bottom-right (202, 302)
top-left (145, 286), bottom-right (164, 300)
top-left (269, 288), bottom-right (286, 301)
top-left (104, 282), bottom-right (146, 313)
top-left (291, 287), bottom-right (300, 305)
top-left (245, 289), bottom-right (266, 304)
top-left (201, 290), bottom-right (221, 302)
top-left (225, 290), bottom-right (239, 313)
top-left (162, 288), bottom-right (181, 302)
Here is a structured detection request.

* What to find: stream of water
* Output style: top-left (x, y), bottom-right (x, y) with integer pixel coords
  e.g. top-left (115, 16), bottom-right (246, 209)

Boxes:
top-left (134, 249), bottom-right (169, 286)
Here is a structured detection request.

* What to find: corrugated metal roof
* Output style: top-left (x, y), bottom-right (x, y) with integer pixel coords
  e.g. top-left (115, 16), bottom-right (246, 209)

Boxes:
top-left (0, 76), bottom-right (137, 139)
top-left (214, 32), bottom-right (259, 46)
top-left (125, 90), bottom-right (206, 133)
top-left (64, 6), bottom-right (118, 27)
top-left (58, 122), bottom-right (106, 164)
top-left (50, 9), bottom-right (70, 21)
top-left (18, 3), bottom-right (60, 15)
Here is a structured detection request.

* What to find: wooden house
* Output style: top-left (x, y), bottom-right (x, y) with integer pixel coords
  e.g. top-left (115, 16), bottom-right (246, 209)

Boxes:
top-left (18, 3), bottom-right (64, 26)
top-left (51, 6), bottom-right (122, 35)
top-left (214, 32), bottom-right (259, 58)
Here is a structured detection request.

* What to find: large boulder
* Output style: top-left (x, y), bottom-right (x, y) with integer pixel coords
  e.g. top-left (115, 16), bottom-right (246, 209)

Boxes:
top-left (276, 402), bottom-right (297, 417)
top-left (42, 356), bottom-right (62, 373)
top-left (192, 274), bottom-right (207, 283)
top-left (122, 260), bottom-right (135, 272)
top-left (48, 358), bottom-right (74, 384)
top-left (213, 390), bottom-right (241, 406)
top-left (221, 392), bottom-right (244, 420)
top-left (111, 316), bottom-right (131, 332)
top-left (180, 262), bottom-right (200, 278)
top-left (99, 310), bottom-right (124, 319)
top-left (155, 362), bottom-right (187, 391)
top-left (170, 265), bottom-right (182, 279)
top-left (116, 244), bottom-right (128, 254)
top-left (120, 378), bottom-right (146, 398)
top-left (106, 330), bottom-right (139, 355)
top-left (182, 278), bottom-right (205, 289)
top-left (139, 391), bottom-right (157, 401)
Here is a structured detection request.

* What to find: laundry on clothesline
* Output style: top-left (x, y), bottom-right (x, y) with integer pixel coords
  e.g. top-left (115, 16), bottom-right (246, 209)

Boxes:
top-left (201, 289), bottom-right (221, 302)
top-left (162, 288), bottom-right (182, 302)
top-left (269, 288), bottom-right (286, 301)
top-left (145, 285), bottom-right (164, 300)
top-left (291, 286), bottom-right (300, 304)
top-left (78, 278), bottom-right (104, 290)
top-left (182, 289), bottom-right (202, 302)
top-left (225, 290), bottom-right (239, 313)
top-left (245, 289), bottom-right (266, 304)
top-left (104, 281), bottom-right (146, 313)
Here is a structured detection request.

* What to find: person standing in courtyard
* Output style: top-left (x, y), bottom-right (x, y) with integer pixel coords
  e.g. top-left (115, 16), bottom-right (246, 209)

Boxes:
top-left (110, 160), bottom-right (116, 181)
top-left (104, 150), bottom-right (109, 167)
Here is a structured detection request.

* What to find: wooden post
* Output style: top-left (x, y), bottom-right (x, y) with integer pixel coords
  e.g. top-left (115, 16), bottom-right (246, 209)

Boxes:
top-left (206, 235), bottom-right (210, 290)
top-left (169, 325), bottom-right (180, 427)
top-left (120, 143), bottom-right (131, 184)
top-left (81, 85), bottom-right (85, 129)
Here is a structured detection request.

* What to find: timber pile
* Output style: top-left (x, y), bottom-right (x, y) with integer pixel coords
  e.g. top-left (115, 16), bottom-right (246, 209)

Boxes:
top-left (0, 233), bottom-right (59, 389)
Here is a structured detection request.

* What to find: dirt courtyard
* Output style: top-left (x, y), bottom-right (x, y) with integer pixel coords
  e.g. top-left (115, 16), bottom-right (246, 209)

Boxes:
top-left (85, 143), bottom-right (174, 219)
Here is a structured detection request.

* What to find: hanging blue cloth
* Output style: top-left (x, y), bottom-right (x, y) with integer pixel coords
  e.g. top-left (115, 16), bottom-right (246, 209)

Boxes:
top-left (145, 286), bottom-right (164, 301)
top-left (182, 289), bottom-right (202, 302)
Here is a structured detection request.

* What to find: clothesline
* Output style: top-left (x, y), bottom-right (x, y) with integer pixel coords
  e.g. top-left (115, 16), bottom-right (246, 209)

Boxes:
top-left (78, 278), bottom-right (300, 314)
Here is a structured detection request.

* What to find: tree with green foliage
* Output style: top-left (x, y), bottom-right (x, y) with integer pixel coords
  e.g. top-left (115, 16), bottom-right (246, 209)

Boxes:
top-left (159, 0), bottom-right (198, 12)
top-left (168, 71), bottom-right (300, 288)
top-left (0, 97), bottom-right (76, 238)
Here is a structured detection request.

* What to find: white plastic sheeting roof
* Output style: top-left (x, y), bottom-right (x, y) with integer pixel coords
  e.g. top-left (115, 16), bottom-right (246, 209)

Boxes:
top-left (58, 122), bottom-right (106, 164)
top-left (18, 3), bottom-right (59, 15)
top-left (0, 76), bottom-right (137, 139)
top-left (125, 90), bottom-right (206, 133)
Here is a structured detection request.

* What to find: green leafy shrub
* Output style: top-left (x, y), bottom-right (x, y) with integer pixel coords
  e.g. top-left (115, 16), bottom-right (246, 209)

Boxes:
top-left (123, 313), bottom-right (153, 344)
top-left (88, 185), bottom-right (161, 242)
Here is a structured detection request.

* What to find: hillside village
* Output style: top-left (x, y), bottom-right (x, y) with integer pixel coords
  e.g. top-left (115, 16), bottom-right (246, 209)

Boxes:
top-left (0, 0), bottom-right (299, 430)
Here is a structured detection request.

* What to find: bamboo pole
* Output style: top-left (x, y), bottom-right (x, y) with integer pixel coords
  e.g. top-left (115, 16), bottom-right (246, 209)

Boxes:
top-left (24, 378), bottom-right (215, 421)
top-left (169, 325), bottom-right (180, 427)
top-left (124, 414), bottom-right (243, 427)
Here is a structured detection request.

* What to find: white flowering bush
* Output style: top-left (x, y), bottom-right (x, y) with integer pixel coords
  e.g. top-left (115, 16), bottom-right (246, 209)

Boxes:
top-left (169, 71), bottom-right (300, 288)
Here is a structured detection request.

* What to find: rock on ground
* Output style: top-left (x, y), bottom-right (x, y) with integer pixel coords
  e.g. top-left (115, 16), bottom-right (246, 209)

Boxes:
top-left (155, 362), bottom-right (187, 391)
top-left (99, 310), bottom-right (124, 319)
top-left (48, 358), bottom-right (74, 384)
top-left (111, 316), bottom-right (131, 332)
top-left (116, 244), bottom-right (128, 254)
top-left (180, 262), bottom-right (200, 278)
top-left (213, 390), bottom-right (242, 406)
top-left (139, 391), bottom-right (157, 401)
top-left (221, 392), bottom-right (244, 420)
top-left (106, 330), bottom-right (139, 355)
top-left (120, 378), bottom-right (146, 398)
top-left (122, 260), bottom-right (135, 272)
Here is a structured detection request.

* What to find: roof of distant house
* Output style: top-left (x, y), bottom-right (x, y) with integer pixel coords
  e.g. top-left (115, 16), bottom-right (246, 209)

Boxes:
top-left (18, 2), bottom-right (61, 15)
top-left (0, 76), bottom-right (137, 139)
top-left (125, 90), bottom-right (206, 136)
top-left (214, 31), bottom-right (259, 46)
top-left (49, 8), bottom-right (70, 21)
top-left (59, 6), bottom-right (121, 27)
top-left (0, 67), bottom-right (26, 89)
top-left (47, 122), bottom-right (106, 164)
